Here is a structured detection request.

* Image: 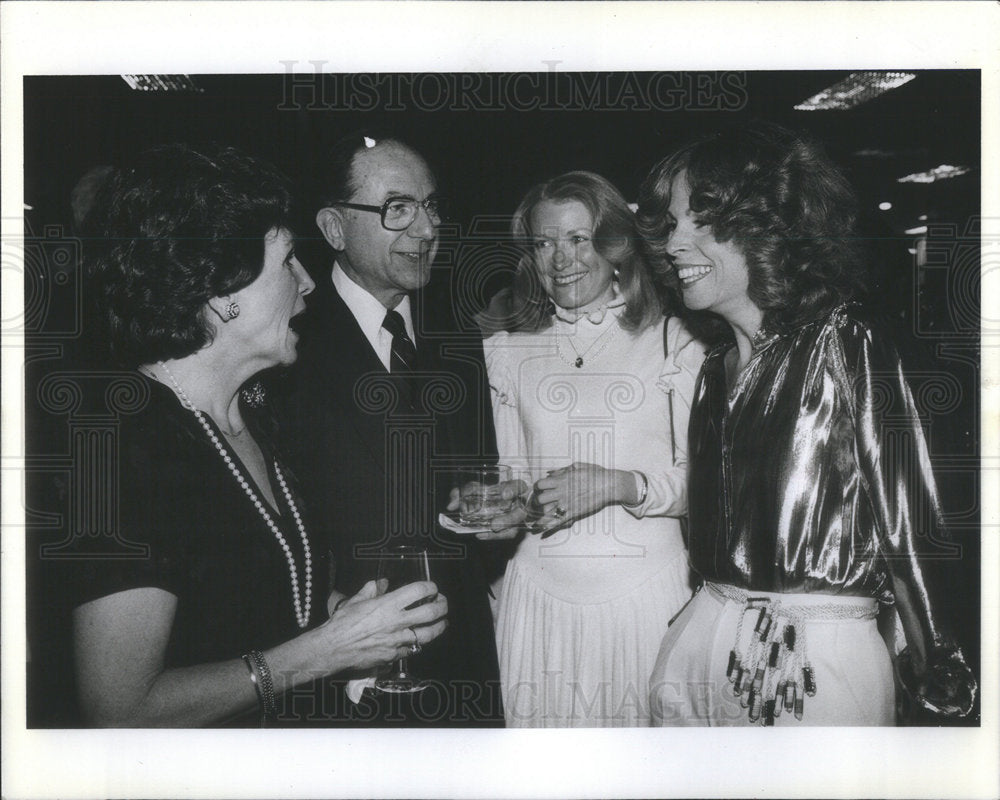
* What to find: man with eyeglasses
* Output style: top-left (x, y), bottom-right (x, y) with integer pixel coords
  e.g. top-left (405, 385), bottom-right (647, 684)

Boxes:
top-left (274, 132), bottom-right (504, 727)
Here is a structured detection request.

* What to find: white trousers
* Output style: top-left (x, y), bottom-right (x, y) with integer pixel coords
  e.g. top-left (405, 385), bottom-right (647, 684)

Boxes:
top-left (649, 584), bottom-right (895, 726)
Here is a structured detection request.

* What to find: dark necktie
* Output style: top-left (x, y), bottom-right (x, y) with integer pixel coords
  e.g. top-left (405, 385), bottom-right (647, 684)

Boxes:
top-left (382, 309), bottom-right (417, 373)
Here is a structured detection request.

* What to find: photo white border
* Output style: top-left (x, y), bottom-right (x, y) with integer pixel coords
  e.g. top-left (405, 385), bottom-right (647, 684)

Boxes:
top-left (3, 2), bottom-right (998, 798)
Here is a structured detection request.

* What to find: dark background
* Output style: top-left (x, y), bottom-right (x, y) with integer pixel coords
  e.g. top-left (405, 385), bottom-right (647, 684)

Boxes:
top-left (23, 71), bottom-right (981, 725)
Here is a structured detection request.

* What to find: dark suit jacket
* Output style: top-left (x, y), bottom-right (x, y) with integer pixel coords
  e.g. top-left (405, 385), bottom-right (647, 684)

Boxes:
top-left (271, 271), bottom-right (503, 727)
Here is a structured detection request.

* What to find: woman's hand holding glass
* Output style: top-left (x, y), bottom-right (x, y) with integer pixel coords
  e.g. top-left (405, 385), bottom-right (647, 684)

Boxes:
top-left (314, 577), bottom-right (448, 675)
top-left (446, 465), bottom-right (530, 541)
top-left (446, 462), bottom-right (637, 540)
top-left (477, 481), bottom-right (532, 540)
top-left (453, 465), bottom-right (516, 526)
top-left (374, 546), bottom-right (436, 693)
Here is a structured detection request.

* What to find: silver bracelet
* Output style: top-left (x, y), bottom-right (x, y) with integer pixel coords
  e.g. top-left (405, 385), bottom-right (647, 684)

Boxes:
top-left (241, 653), bottom-right (265, 722)
top-left (623, 471), bottom-right (649, 508)
top-left (243, 650), bottom-right (276, 724)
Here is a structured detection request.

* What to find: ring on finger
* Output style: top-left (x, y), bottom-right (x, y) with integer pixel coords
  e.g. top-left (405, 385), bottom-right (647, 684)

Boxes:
top-left (408, 626), bottom-right (421, 654)
top-left (554, 505), bottom-right (567, 518)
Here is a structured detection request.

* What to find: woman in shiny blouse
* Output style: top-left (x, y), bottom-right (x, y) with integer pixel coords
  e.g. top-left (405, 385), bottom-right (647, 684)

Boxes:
top-left (73, 144), bottom-right (447, 726)
top-left (636, 121), bottom-right (976, 726)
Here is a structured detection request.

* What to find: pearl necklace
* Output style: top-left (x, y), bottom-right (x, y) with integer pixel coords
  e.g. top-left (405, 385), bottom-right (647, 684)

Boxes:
top-left (156, 362), bottom-right (312, 628)
top-left (555, 318), bottom-right (621, 369)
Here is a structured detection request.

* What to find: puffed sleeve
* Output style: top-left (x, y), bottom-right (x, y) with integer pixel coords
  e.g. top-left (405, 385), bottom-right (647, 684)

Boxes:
top-left (837, 309), bottom-right (976, 718)
top-left (484, 332), bottom-right (531, 483)
top-left (624, 316), bottom-right (707, 519)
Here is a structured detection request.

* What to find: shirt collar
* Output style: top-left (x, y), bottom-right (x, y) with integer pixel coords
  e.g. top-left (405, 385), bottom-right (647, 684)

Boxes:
top-left (332, 263), bottom-right (414, 342)
top-left (551, 284), bottom-right (626, 325)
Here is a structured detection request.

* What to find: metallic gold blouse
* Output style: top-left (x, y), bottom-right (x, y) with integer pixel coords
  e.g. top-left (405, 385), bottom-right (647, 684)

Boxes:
top-left (687, 305), bottom-right (975, 717)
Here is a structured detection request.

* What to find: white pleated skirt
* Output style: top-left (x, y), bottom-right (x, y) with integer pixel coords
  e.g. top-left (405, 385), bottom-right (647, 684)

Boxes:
top-left (496, 549), bottom-right (693, 727)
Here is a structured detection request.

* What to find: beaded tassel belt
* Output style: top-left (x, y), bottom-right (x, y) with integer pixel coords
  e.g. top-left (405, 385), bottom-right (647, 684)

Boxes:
top-left (706, 582), bottom-right (877, 726)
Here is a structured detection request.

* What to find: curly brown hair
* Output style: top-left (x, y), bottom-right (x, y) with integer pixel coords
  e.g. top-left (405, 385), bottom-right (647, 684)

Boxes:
top-left (637, 121), bottom-right (867, 335)
top-left (88, 144), bottom-right (295, 366)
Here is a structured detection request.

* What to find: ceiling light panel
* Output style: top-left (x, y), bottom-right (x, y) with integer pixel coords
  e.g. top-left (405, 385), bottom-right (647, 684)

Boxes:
top-left (121, 75), bottom-right (203, 92)
top-left (897, 164), bottom-right (972, 184)
top-left (794, 72), bottom-right (917, 111)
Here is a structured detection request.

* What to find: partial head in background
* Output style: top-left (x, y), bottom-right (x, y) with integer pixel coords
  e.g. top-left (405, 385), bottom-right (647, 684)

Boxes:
top-left (70, 164), bottom-right (115, 235)
top-left (637, 120), bottom-right (867, 335)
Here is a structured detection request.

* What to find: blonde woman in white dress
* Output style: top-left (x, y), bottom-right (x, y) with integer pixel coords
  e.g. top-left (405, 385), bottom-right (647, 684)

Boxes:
top-left (476, 172), bottom-right (705, 726)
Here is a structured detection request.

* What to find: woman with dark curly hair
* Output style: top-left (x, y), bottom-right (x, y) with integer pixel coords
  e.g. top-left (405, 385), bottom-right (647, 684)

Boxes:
top-left (473, 171), bottom-right (703, 726)
top-left (73, 144), bottom-right (447, 727)
top-left (637, 121), bottom-right (976, 726)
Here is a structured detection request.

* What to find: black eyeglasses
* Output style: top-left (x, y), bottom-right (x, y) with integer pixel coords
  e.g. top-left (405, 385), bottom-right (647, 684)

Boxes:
top-left (332, 195), bottom-right (448, 231)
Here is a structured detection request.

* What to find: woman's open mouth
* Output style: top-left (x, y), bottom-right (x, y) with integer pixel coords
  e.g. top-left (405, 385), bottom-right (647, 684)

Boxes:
top-left (552, 271), bottom-right (586, 287)
top-left (288, 309), bottom-right (307, 336)
top-left (676, 265), bottom-right (712, 287)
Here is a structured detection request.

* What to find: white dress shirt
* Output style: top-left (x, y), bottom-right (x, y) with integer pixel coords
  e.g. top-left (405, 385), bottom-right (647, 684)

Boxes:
top-left (331, 263), bottom-right (415, 372)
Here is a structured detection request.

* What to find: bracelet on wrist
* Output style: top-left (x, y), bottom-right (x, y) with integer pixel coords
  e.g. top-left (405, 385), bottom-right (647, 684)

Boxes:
top-left (623, 471), bottom-right (649, 508)
top-left (242, 649), bottom-right (276, 726)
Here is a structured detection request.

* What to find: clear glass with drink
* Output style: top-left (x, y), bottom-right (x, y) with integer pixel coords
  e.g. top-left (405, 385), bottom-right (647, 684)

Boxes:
top-left (374, 545), bottom-right (432, 694)
top-left (456, 464), bottom-right (515, 527)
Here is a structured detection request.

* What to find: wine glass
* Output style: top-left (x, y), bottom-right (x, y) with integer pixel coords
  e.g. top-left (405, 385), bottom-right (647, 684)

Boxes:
top-left (375, 545), bottom-right (432, 694)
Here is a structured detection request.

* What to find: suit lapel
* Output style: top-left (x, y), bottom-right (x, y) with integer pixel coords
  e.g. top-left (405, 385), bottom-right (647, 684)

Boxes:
top-left (307, 279), bottom-right (391, 473)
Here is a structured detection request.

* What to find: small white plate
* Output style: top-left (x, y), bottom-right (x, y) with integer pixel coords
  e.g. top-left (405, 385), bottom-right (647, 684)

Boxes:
top-left (438, 512), bottom-right (568, 538)
top-left (437, 512), bottom-right (491, 535)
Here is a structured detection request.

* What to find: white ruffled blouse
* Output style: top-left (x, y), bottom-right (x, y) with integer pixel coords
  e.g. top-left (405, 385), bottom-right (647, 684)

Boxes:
top-left (485, 309), bottom-right (706, 602)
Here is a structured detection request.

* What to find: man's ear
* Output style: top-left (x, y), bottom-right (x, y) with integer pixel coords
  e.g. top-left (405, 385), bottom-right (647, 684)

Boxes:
top-left (316, 207), bottom-right (346, 251)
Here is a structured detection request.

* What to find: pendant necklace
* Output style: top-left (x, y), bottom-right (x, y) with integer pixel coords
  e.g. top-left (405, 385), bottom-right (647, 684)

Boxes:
top-left (155, 362), bottom-right (313, 628)
top-left (555, 319), bottom-right (621, 369)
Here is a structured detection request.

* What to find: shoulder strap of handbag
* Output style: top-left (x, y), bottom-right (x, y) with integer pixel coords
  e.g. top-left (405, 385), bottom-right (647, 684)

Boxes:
top-left (663, 314), bottom-right (690, 546)
top-left (663, 315), bottom-right (677, 465)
